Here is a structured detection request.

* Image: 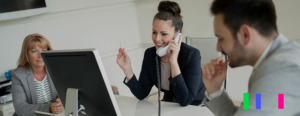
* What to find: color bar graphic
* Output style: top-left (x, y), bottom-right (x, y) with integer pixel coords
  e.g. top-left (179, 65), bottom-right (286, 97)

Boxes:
top-left (243, 93), bottom-right (249, 110)
top-left (278, 94), bottom-right (284, 109)
top-left (256, 93), bottom-right (261, 109)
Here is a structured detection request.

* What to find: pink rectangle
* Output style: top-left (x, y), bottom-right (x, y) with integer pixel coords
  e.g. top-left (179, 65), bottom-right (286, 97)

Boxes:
top-left (278, 94), bottom-right (284, 109)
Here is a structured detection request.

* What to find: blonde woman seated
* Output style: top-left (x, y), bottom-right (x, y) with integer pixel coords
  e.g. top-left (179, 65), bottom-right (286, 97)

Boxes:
top-left (11, 34), bottom-right (64, 116)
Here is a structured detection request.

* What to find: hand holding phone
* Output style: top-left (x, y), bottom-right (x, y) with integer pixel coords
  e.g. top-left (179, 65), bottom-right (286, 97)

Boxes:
top-left (156, 33), bottom-right (182, 57)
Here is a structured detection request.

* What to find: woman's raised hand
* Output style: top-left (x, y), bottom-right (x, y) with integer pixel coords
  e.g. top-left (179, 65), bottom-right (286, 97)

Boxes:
top-left (117, 48), bottom-right (134, 80)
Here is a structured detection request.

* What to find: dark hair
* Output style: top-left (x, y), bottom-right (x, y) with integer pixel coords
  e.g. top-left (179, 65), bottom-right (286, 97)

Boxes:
top-left (153, 1), bottom-right (183, 32)
top-left (211, 0), bottom-right (278, 39)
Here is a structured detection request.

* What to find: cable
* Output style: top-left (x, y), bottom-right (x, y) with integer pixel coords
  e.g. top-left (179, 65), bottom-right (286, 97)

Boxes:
top-left (155, 56), bottom-right (161, 116)
top-left (224, 55), bottom-right (228, 90)
top-left (78, 104), bottom-right (87, 116)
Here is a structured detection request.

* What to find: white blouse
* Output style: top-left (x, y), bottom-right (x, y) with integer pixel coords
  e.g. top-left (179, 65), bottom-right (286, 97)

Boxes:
top-left (34, 75), bottom-right (52, 104)
top-left (161, 61), bottom-right (171, 91)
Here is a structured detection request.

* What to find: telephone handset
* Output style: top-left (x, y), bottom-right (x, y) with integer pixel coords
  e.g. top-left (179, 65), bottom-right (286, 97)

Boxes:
top-left (156, 33), bottom-right (182, 57)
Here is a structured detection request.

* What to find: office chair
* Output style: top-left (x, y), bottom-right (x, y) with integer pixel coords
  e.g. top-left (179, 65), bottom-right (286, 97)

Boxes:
top-left (186, 36), bottom-right (228, 90)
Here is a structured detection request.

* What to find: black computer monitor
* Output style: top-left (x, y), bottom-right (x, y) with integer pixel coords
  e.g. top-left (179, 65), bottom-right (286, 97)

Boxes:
top-left (41, 49), bottom-right (121, 116)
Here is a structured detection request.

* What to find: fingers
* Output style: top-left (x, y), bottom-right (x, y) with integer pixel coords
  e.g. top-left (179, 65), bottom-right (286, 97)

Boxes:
top-left (52, 103), bottom-right (61, 108)
top-left (117, 48), bottom-right (122, 59)
top-left (117, 48), bottom-right (127, 59)
top-left (55, 101), bottom-right (63, 106)
top-left (209, 59), bottom-right (216, 74)
top-left (202, 65), bottom-right (212, 79)
top-left (54, 108), bottom-right (64, 114)
top-left (168, 47), bottom-right (172, 54)
top-left (118, 48), bottom-right (123, 56)
top-left (205, 59), bottom-right (217, 78)
top-left (56, 98), bottom-right (61, 103)
top-left (224, 60), bottom-right (228, 69)
top-left (213, 56), bottom-right (224, 65)
top-left (168, 41), bottom-right (179, 50)
top-left (121, 48), bottom-right (128, 57)
top-left (52, 107), bottom-right (64, 114)
top-left (51, 102), bottom-right (64, 114)
top-left (168, 40), bottom-right (175, 46)
top-left (50, 103), bottom-right (56, 113)
top-left (168, 43), bottom-right (175, 54)
top-left (118, 48), bottom-right (122, 55)
top-left (202, 57), bottom-right (227, 79)
top-left (201, 66), bottom-right (206, 78)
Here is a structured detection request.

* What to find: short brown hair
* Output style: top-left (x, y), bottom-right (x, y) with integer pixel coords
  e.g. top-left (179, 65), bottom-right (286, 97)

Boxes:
top-left (153, 1), bottom-right (183, 32)
top-left (211, 0), bottom-right (278, 39)
top-left (17, 33), bottom-right (53, 68)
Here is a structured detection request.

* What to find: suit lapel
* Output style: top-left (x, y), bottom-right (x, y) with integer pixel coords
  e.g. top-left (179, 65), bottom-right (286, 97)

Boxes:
top-left (264, 34), bottom-right (288, 61)
top-left (248, 70), bottom-right (256, 92)
top-left (26, 68), bottom-right (38, 104)
top-left (248, 34), bottom-right (288, 92)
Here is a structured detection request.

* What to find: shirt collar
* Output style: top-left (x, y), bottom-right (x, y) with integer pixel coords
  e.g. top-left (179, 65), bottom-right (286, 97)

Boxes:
top-left (253, 40), bottom-right (273, 69)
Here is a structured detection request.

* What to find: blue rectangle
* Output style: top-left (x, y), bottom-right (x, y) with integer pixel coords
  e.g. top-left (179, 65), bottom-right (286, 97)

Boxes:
top-left (256, 93), bottom-right (261, 109)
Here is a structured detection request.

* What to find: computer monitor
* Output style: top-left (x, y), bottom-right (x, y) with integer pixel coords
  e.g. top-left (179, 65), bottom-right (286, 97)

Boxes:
top-left (41, 49), bottom-right (121, 116)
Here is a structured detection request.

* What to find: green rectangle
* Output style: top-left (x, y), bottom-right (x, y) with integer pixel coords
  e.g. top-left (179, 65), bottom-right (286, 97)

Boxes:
top-left (243, 93), bottom-right (249, 110)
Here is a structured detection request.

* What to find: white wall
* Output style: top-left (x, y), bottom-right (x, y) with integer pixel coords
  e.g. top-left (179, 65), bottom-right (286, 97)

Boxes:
top-left (0, 0), bottom-right (145, 96)
top-left (136, 0), bottom-right (300, 101)
top-left (136, 0), bottom-right (214, 44)
top-left (136, 0), bottom-right (300, 43)
top-left (275, 0), bottom-right (300, 43)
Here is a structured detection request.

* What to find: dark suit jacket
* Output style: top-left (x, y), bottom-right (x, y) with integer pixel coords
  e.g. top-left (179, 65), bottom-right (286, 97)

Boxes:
top-left (124, 43), bottom-right (206, 106)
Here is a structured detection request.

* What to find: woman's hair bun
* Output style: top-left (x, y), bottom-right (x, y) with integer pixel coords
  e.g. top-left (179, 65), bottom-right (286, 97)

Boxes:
top-left (158, 1), bottom-right (181, 15)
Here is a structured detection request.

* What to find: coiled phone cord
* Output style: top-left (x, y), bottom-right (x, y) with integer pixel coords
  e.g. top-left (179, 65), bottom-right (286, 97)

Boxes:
top-left (155, 55), bottom-right (161, 116)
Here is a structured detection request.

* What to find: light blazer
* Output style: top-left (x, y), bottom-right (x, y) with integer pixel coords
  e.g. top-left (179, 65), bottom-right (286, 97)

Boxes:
top-left (11, 67), bottom-right (58, 116)
top-left (203, 34), bottom-right (300, 116)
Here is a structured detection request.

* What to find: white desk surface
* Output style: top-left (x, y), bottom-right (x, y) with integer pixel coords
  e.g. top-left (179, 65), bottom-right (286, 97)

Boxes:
top-left (1, 95), bottom-right (214, 116)
top-left (115, 95), bottom-right (214, 116)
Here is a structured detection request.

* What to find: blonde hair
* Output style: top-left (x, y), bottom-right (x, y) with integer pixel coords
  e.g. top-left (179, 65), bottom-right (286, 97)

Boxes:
top-left (17, 33), bottom-right (53, 68)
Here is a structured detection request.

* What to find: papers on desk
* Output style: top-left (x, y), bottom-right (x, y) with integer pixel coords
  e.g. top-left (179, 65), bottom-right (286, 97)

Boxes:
top-left (35, 111), bottom-right (54, 116)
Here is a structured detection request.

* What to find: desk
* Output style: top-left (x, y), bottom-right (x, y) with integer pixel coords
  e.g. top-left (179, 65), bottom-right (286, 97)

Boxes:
top-left (115, 96), bottom-right (214, 116)
top-left (0, 102), bottom-right (14, 116)
top-left (0, 96), bottom-right (214, 116)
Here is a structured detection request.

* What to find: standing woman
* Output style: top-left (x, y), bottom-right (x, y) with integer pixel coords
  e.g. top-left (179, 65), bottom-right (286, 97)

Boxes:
top-left (117, 1), bottom-right (205, 106)
top-left (11, 34), bottom-right (64, 116)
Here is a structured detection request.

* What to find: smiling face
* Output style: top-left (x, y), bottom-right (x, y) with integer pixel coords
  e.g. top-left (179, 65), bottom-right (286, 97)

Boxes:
top-left (214, 14), bottom-right (248, 68)
top-left (27, 43), bottom-right (48, 68)
top-left (152, 19), bottom-right (177, 50)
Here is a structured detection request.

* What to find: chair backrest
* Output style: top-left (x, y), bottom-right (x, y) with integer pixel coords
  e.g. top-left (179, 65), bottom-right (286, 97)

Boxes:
top-left (186, 36), bottom-right (227, 89)
top-left (186, 36), bottom-right (221, 66)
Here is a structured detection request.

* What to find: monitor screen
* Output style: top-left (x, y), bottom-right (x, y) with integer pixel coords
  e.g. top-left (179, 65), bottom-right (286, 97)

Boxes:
top-left (41, 49), bottom-right (121, 116)
top-left (0, 0), bottom-right (46, 13)
top-left (0, 0), bottom-right (48, 21)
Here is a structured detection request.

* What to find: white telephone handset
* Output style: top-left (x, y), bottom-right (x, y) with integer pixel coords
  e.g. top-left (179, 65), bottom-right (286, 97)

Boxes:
top-left (156, 33), bottom-right (182, 57)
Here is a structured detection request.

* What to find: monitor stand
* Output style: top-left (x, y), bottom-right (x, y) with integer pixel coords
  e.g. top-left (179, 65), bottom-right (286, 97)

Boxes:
top-left (65, 88), bottom-right (79, 116)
